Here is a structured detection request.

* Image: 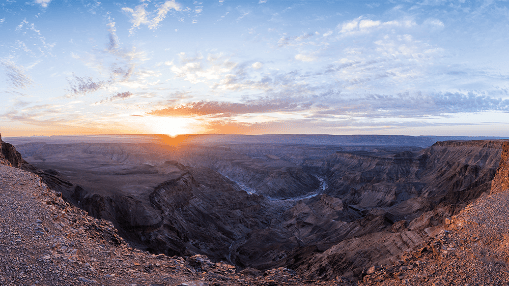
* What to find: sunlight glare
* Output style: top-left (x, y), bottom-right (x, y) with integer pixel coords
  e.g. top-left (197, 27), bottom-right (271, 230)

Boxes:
top-left (145, 116), bottom-right (195, 137)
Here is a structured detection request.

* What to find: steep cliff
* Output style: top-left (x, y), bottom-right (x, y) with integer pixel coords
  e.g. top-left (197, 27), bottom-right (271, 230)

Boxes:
top-left (0, 134), bottom-right (28, 168)
top-left (490, 141), bottom-right (509, 194)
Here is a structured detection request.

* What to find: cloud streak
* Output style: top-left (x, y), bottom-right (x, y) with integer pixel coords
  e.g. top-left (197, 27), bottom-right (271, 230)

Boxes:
top-left (66, 22), bottom-right (146, 96)
top-left (149, 98), bottom-right (313, 117)
top-left (34, 0), bottom-right (51, 8)
top-left (66, 74), bottom-right (105, 97)
top-left (1, 61), bottom-right (33, 89)
top-left (149, 90), bottom-right (509, 123)
top-left (95, 91), bottom-right (134, 105)
top-left (122, 0), bottom-right (181, 35)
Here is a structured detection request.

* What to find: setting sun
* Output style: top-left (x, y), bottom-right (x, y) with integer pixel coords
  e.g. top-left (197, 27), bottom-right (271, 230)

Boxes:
top-left (143, 116), bottom-right (197, 137)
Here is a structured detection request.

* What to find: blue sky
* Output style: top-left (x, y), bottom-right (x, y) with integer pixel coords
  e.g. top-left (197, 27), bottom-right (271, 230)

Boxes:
top-left (1, 0), bottom-right (509, 136)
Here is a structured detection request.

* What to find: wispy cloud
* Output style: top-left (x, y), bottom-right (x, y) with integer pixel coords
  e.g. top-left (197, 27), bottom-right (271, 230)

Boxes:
top-left (295, 53), bottom-right (317, 62)
top-left (148, 87), bottom-right (509, 126)
top-left (66, 22), bottom-right (148, 96)
top-left (1, 61), bottom-right (33, 89)
top-left (34, 0), bottom-right (51, 8)
top-left (122, 0), bottom-right (181, 35)
top-left (107, 22), bottom-right (119, 51)
top-left (252, 62), bottom-right (263, 69)
top-left (66, 74), bottom-right (105, 97)
top-left (167, 52), bottom-right (237, 84)
top-left (338, 17), bottom-right (416, 35)
top-left (149, 97), bottom-right (313, 117)
top-left (14, 19), bottom-right (55, 57)
top-left (277, 32), bottom-right (315, 47)
top-left (95, 91), bottom-right (134, 105)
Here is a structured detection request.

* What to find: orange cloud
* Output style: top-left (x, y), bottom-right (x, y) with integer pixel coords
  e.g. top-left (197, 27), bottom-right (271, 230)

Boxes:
top-left (148, 99), bottom-right (312, 117)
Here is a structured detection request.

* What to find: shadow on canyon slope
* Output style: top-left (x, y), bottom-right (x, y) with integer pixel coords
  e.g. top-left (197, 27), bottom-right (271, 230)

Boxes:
top-left (6, 135), bottom-right (507, 282)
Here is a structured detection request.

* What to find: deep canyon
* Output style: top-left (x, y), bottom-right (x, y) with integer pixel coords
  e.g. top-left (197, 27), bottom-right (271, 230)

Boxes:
top-left (5, 134), bottom-right (508, 282)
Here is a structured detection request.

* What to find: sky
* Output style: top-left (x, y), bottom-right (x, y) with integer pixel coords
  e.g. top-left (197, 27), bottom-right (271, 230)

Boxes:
top-left (1, 0), bottom-right (509, 137)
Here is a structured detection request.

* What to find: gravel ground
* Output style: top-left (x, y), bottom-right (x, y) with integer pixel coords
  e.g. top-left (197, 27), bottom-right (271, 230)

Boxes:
top-left (0, 163), bottom-right (341, 286)
top-left (360, 190), bottom-right (509, 286)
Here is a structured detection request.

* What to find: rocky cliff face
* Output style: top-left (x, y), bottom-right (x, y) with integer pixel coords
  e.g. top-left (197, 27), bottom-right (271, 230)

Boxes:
top-left (490, 141), bottom-right (509, 194)
top-left (0, 135), bottom-right (27, 168)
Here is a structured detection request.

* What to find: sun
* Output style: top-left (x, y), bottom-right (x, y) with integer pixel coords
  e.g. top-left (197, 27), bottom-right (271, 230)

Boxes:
top-left (144, 116), bottom-right (195, 137)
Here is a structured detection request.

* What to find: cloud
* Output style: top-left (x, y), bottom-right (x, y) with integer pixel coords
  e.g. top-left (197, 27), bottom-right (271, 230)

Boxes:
top-left (359, 19), bottom-right (381, 29)
top-left (107, 22), bottom-right (119, 51)
top-left (147, 86), bottom-right (509, 127)
top-left (295, 54), bottom-right (316, 62)
top-left (111, 91), bottom-right (133, 100)
top-left (200, 117), bottom-right (374, 135)
top-left (252, 62), bottom-right (263, 69)
top-left (277, 32), bottom-right (315, 47)
top-left (417, 0), bottom-right (449, 6)
top-left (167, 52), bottom-right (238, 84)
top-left (65, 74), bottom-right (105, 97)
top-left (237, 11), bottom-right (250, 22)
top-left (339, 17), bottom-right (416, 35)
top-left (340, 17), bottom-right (361, 33)
top-left (34, 0), bottom-right (51, 8)
top-left (1, 61), bottom-right (33, 89)
top-left (167, 54), bottom-right (316, 93)
top-left (122, 0), bottom-right (181, 34)
top-left (1, 103), bottom-right (122, 134)
top-left (323, 30), bottom-right (333, 37)
top-left (152, 1), bottom-right (182, 29)
top-left (311, 91), bottom-right (509, 119)
top-left (14, 19), bottom-right (55, 57)
top-left (148, 98), bottom-right (313, 117)
top-left (122, 5), bottom-right (149, 34)
top-left (67, 22), bottom-right (149, 96)
top-left (343, 18), bottom-right (382, 32)
top-left (423, 18), bottom-right (445, 28)
top-left (95, 91), bottom-right (134, 105)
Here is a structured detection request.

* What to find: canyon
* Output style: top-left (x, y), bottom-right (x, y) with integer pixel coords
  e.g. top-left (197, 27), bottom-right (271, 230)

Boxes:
top-left (3, 134), bottom-right (509, 284)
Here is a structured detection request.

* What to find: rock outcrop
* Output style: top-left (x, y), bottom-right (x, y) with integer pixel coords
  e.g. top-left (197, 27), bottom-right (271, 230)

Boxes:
top-left (0, 134), bottom-right (28, 168)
